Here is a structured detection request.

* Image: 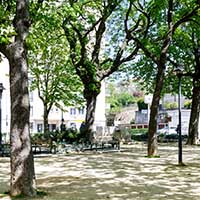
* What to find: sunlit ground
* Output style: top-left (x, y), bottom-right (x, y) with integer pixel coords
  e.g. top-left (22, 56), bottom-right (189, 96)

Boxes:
top-left (1, 143), bottom-right (200, 200)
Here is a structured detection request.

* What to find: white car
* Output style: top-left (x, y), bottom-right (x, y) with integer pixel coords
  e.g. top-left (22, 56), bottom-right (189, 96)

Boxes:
top-left (157, 127), bottom-right (177, 135)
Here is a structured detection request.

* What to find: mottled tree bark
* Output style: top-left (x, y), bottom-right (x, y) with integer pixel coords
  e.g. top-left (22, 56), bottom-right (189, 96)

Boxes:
top-left (83, 83), bottom-right (101, 143)
top-left (148, 67), bottom-right (165, 156)
top-left (0, 0), bottom-right (37, 197)
top-left (9, 47), bottom-right (36, 197)
top-left (187, 46), bottom-right (200, 145)
top-left (43, 103), bottom-right (49, 138)
top-left (187, 85), bottom-right (200, 145)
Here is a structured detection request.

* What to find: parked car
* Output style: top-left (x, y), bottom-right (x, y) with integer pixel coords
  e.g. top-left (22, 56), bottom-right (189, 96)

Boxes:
top-left (157, 127), bottom-right (177, 135)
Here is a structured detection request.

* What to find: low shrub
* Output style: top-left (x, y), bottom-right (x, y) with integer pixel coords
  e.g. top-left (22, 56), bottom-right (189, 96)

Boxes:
top-left (129, 128), bottom-right (148, 141)
top-left (164, 102), bottom-right (178, 110)
top-left (184, 100), bottom-right (192, 109)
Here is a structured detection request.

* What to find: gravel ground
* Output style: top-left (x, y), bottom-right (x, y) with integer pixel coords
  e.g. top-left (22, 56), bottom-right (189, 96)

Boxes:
top-left (1, 143), bottom-right (200, 200)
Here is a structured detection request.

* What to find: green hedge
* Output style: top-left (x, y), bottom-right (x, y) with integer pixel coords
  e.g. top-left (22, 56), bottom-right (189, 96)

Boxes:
top-left (129, 128), bottom-right (148, 135)
top-left (129, 128), bottom-right (148, 141)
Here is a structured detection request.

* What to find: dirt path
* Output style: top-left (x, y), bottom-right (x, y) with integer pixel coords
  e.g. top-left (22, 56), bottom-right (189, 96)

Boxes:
top-left (1, 143), bottom-right (200, 200)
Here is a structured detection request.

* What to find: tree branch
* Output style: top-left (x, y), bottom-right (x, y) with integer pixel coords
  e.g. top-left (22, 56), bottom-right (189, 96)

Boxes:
top-left (83, 18), bottom-right (102, 38)
top-left (159, 0), bottom-right (173, 59)
top-left (172, 5), bottom-right (200, 33)
top-left (91, 19), bottom-right (106, 64)
top-left (134, 37), bottom-right (159, 65)
top-left (62, 18), bottom-right (79, 66)
top-left (91, 2), bottom-right (118, 64)
top-left (100, 37), bottom-right (138, 80)
top-left (120, 46), bottom-right (139, 63)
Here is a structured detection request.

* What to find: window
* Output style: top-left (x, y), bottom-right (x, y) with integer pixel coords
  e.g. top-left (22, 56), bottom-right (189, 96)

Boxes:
top-left (49, 124), bottom-right (56, 131)
top-left (52, 124), bottom-right (56, 131)
top-left (50, 107), bottom-right (59, 113)
top-left (37, 124), bottom-right (43, 132)
top-left (70, 108), bottom-right (76, 115)
top-left (78, 107), bottom-right (85, 115)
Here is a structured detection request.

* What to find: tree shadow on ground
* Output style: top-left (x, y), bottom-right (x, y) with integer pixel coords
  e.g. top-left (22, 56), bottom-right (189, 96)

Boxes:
top-left (1, 144), bottom-right (200, 200)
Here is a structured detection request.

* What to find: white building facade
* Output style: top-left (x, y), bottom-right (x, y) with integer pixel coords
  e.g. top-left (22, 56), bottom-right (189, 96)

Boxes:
top-left (0, 58), bottom-right (106, 139)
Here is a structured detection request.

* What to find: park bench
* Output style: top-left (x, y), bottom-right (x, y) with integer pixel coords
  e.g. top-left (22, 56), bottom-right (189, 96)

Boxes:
top-left (32, 143), bottom-right (57, 154)
top-left (31, 134), bottom-right (58, 154)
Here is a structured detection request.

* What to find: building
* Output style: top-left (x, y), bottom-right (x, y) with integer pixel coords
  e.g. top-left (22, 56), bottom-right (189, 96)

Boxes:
top-left (0, 58), bottom-right (106, 140)
top-left (134, 94), bottom-right (200, 137)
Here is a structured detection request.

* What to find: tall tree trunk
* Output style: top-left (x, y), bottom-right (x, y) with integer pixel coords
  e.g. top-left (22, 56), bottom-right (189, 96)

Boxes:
top-left (8, 48), bottom-right (36, 196)
top-left (85, 95), bottom-right (97, 143)
top-left (187, 46), bottom-right (200, 145)
top-left (6, 0), bottom-right (36, 197)
top-left (83, 83), bottom-right (101, 143)
top-left (43, 104), bottom-right (49, 138)
top-left (148, 67), bottom-right (165, 156)
top-left (187, 82), bottom-right (200, 145)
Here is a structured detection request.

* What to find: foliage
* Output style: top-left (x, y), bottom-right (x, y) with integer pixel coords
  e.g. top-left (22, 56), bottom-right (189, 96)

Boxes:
top-left (129, 128), bottom-right (148, 135)
top-left (122, 0), bottom-right (200, 156)
top-left (106, 82), bottom-right (139, 114)
top-left (0, 1), bottom-right (16, 47)
top-left (164, 102), bottom-right (178, 110)
top-left (61, 128), bottom-right (80, 144)
top-left (125, 0), bottom-right (200, 98)
top-left (137, 98), bottom-right (148, 111)
top-left (110, 92), bottom-right (135, 107)
top-left (31, 133), bottom-right (51, 145)
top-left (27, 1), bottom-right (84, 136)
top-left (59, 0), bottom-right (142, 137)
top-left (158, 134), bottom-right (188, 143)
top-left (28, 2), bottom-right (84, 111)
top-left (129, 128), bottom-right (148, 141)
top-left (184, 100), bottom-right (192, 109)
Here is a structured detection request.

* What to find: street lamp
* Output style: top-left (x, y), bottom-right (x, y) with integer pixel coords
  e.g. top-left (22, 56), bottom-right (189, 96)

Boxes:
top-left (0, 83), bottom-right (4, 152)
top-left (174, 66), bottom-right (184, 165)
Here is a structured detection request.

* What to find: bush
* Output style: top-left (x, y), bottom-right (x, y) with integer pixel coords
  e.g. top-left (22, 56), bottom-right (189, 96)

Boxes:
top-left (158, 133), bottom-right (188, 142)
top-left (61, 128), bottom-right (80, 143)
top-left (31, 133), bottom-right (45, 145)
top-left (184, 100), bottom-right (192, 109)
top-left (130, 128), bottom-right (148, 135)
top-left (129, 128), bottom-right (148, 141)
top-left (137, 98), bottom-right (148, 111)
top-left (164, 102), bottom-right (178, 110)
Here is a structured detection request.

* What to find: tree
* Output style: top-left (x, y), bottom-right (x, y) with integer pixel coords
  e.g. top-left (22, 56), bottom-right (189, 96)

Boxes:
top-left (187, 37), bottom-right (200, 145)
top-left (61, 0), bottom-right (139, 142)
top-left (28, 4), bottom-right (83, 137)
top-left (171, 22), bottom-right (200, 145)
top-left (165, 17), bottom-right (200, 145)
top-left (126, 0), bottom-right (200, 156)
top-left (0, 0), bottom-right (37, 196)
